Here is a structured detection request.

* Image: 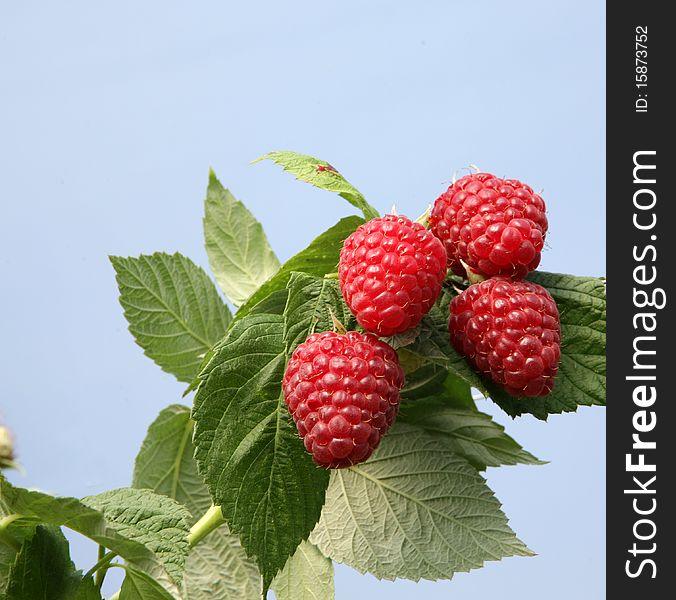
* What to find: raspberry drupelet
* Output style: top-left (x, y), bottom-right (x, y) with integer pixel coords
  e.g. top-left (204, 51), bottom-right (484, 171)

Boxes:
top-left (282, 330), bottom-right (405, 468)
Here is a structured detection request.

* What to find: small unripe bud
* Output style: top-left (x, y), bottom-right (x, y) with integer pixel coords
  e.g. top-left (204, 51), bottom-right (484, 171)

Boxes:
top-left (0, 425), bottom-right (16, 470)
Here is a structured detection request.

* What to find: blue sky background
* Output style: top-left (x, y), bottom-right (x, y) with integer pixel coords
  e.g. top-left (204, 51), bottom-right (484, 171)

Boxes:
top-left (1, 1), bottom-right (605, 598)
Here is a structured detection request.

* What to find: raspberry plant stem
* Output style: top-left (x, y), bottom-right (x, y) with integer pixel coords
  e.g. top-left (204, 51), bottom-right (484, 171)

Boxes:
top-left (0, 514), bottom-right (21, 551)
top-left (187, 504), bottom-right (226, 546)
top-left (83, 549), bottom-right (116, 581)
top-left (94, 544), bottom-right (108, 589)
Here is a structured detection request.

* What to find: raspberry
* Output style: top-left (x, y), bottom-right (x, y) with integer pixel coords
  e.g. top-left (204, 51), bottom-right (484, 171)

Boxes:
top-left (449, 278), bottom-right (561, 397)
top-left (339, 215), bottom-right (447, 336)
top-left (429, 172), bottom-right (548, 279)
top-left (282, 330), bottom-right (405, 468)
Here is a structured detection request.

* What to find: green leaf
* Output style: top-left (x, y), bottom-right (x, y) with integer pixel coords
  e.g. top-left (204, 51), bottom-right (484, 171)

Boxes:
top-left (0, 515), bottom-right (38, 592)
top-left (182, 287), bottom-right (291, 397)
top-left (247, 288), bottom-right (290, 317)
top-left (236, 216), bottom-right (364, 322)
top-left (5, 525), bottom-right (82, 600)
top-left (486, 272), bottom-right (607, 419)
top-left (398, 401), bottom-right (543, 470)
top-left (110, 252), bottom-right (232, 383)
top-left (400, 365), bottom-right (471, 404)
top-left (82, 488), bottom-right (191, 586)
top-left (132, 405), bottom-right (211, 513)
top-left (407, 300), bottom-right (488, 393)
top-left (204, 171), bottom-right (281, 306)
top-left (118, 564), bottom-right (175, 600)
top-left (271, 540), bottom-right (334, 600)
top-left (180, 534), bottom-right (262, 600)
top-left (191, 311), bottom-right (328, 594)
top-left (193, 273), bottom-right (350, 593)
top-left (403, 368), bottom-right (477, 415)
top-left (0, 546), bottom-right (14, 593)
top-left (73, 577), bottom-right (102, 600)
top-left (396, 349), bottom-right (430, 378)
top-left (310, 424), bottom-right (532, 581)
top-left (383, 325), bottom-right (423, 350)
top-left (255, 151), bottom-right (379, 220)
top-left (283, 272), bottom-right (352, 352)
top-left (133, 405), bottom-right (262, 600)
top-left (0, 476), bottom-right (178, 594)
top-left (440, 372), bottom-right (478, 410)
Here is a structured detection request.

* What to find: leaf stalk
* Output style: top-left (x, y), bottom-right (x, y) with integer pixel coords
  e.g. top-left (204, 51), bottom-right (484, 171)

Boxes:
top-left (187, 504), bottom-right (226, 547)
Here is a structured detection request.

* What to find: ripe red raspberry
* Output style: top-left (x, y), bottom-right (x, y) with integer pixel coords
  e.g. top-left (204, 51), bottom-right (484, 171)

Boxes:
top-left (282, 330), bottom-right (405, 468)
top-left (429, 172), bottom-right (548, 279)
top-left (449, 278), bottom-right (561, 397)
top-left (339, 215), bottom-right (447, 336)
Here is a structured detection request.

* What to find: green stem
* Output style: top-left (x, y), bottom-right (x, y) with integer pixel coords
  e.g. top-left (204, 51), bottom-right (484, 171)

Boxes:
top-left (0, 514), bottom-right (22, 532)
top-left (107, 505), bottom-right (225, 599)
top-left (94, 545), bottom-right (110, 589)
top-left (0, 514), bottom-right (22, 551)
top-left (83, 549), bottom-right (117, 581)
top-left (187, 505), bottom-right (225, 547)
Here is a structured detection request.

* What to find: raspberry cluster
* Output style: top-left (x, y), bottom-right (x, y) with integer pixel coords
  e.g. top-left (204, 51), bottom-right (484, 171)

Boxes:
top-left (283, 168), bottom-right (562, 469)
top-left (338, 214), bottom-right (447, 336)
top-left (429, 172), bottom-right (547, 279)
top-left (282, 331), bottom-right (404, 468)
